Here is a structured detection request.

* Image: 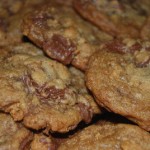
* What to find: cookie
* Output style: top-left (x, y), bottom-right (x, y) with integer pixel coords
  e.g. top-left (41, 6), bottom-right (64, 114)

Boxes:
top-left (58, 121), bottom-right (150, 150)
top-left (22, 4), bottom-right (112, 71)
top-left (0, 52), bottom-right (100, 133)
top-left (86, 38), bottom-right (150, 131)
top-left (74, 0), bottom-right (147, 38)
top-left (0, 113), bottom-right (33, 150)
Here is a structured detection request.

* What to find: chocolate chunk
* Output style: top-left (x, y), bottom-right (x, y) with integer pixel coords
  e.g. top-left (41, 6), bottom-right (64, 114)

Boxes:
top-left (105, 39), bottom-right (142, 54)
top-left (22, 74), bottom-right (65, 101)
top-left (36, 85), bottom-right (65, 101)
top-left (78, 103), bottom-right (93, 123)
top-left (43, 34), bottom-right (76, 64)
top-left (105, 40), bottom-right (127, 54)
top-left (136, 57), bottom-right (150, 68)
top-left (130, 42), bottom-right (142, 53)
top-left (22, 74), bottom-right (39, 94)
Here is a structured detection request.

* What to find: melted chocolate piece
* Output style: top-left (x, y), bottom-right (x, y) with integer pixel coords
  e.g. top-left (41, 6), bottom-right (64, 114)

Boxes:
top-left (78, 103), bottom-right (93, 123)
top-left (105, 40), bottom-right (127, 54)
top-left (36, 85), bottom-right (65, 101)
top-left (22, 74), bottom-right (39, 94)
top-left (22, 74), bottom-right (65, 102)
top-left (43, 34), bottom-right (76, 64)
top-left (105, 39), bottom-right (142, 54)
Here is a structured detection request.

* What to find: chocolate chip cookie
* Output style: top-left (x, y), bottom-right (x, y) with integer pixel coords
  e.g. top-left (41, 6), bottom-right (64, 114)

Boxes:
top-left (74, 0), bottom-right (147, 38)
top-left (86, 38), bottom-right (150, 131)
top-left (22, 4), bottom-right (112, 71)
top-left (0, 52), bottom-right (100, 133)
top-left (0, 113), bottom-right (33, 150)
top-left (58, 121), bottom-right (150, 150)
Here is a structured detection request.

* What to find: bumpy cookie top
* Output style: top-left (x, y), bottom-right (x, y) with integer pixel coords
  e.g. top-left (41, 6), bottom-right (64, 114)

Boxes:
top-left (74, 0), bottom-right (147, 38)
top-left (0, 52), bottom-right (100, 133)
top-left (86, 38), bottom-right (150, 131)
top-left (22, 4), bottom-right (112, 70)
top-left (58, 121), bottom-right (150, 150)
top-left (0, 113), bottom-right (33, 150)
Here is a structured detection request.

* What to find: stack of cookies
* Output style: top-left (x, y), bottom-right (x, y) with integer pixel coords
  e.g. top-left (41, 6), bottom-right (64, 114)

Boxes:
top-left (0, 0), bottom-right (150, 149)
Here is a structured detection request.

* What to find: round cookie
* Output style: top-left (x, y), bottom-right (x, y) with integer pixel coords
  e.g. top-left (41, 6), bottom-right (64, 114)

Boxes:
top-left (58, 121), bottom-right (150, 150)
top-left (74, 0), bottom-right (147, 38)
top-left (22, 4), bottom-right (112, 71)
top-left (0, 52), bottom-right (100, 133)
top-left (86, 38), bottom-right (150, 131)
top-left (0, 113), bottom-right (33, 150)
